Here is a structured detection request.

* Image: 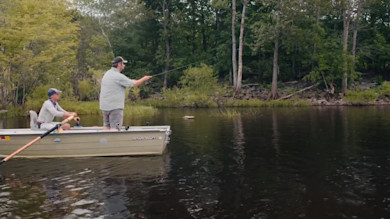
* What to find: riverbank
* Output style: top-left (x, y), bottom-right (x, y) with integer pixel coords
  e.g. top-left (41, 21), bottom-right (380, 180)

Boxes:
top-left (230, 79), bottom-right (390, 106)
top-left (144, 79), bottom-right (390, 108)
top-left (3, 79), bottom-right (390, 117)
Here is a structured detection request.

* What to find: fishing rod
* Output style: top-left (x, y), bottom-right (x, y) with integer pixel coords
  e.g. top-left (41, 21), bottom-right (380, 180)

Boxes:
top-left (150, 57), bottom-right (214, 77)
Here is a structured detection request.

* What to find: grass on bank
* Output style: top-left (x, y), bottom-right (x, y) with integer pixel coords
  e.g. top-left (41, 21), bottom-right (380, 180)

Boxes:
top-left (344, 81), bottom-right (390, 104)
top-left (344, 90), bottom-right (379, 104)
top-left (224, 99), bottom-right (310, 107)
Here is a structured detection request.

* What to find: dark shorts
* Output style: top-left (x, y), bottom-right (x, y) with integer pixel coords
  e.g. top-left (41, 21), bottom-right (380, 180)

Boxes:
top-left (102, 109), bottom-right (123, 128)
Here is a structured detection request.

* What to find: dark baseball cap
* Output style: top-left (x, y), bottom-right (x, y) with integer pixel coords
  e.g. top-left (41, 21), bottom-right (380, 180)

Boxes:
top-left (48, 88), bottom-right (62, 97)
top-left (112, 56), bottom-right (128, 64)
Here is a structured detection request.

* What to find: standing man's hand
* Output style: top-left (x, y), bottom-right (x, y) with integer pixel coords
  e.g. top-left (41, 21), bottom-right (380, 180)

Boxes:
top-left (143, 76), bottom-right (152, 80)
top-left (134, 76), bottom-right (153, 87)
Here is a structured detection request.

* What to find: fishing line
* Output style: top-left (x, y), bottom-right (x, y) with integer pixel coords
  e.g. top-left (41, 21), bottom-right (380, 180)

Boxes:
top-left (151, 57), bottom-right (214, 77)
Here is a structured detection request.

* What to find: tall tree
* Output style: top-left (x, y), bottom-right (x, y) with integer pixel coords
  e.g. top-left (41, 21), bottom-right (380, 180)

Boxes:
top-left (232, 0), bottom-right (238, 88)
top-left (270, 0), bottom-right (281, 99)
top-left (341, 0), bottom-right (353, 96)
top-left (235, 0), bottom-right (248, 93)
top-left (162, 0), bottom-right (171, 88)
top-left (0, 0), bottom-right (78, 107)
top-left (352, 0), bottom-right (364, 67)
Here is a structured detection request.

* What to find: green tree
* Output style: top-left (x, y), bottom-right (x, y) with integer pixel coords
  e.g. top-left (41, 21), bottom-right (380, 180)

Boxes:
top-left (0, 0), bottom-right (78, 107)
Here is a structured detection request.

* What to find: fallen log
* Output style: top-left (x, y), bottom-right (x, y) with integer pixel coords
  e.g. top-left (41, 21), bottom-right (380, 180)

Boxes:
top-left (277, 83), bottom-right (320, 100)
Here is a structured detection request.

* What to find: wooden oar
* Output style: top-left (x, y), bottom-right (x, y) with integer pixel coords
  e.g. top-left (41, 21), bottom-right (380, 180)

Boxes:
top-left (0, 115), bottom-right (74, 166)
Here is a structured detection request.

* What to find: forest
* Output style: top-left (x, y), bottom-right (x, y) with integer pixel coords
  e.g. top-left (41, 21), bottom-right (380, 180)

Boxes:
top-left (1, 0), bottom-right (390, 110)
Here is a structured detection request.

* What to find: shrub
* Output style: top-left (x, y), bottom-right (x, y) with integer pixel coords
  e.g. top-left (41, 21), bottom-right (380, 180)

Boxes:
top-left (129, 87), bottom-right (141, 101)
top-left (180, 92), bottom-right (218, 108)
top-left (380, 81), bottom-right (390, 96)
top-left (179, 63), bottom-right (219, 94)
top-left (162, 87), bottom-right (182, 107)
top-left (155, 64), bottom-right (223, 108)
top-left (345, 89), bottom-right (379, 104)
top-left (376, 75), bottom-right (383, 85)
top-left (78, 80), bottom-right (98, 101)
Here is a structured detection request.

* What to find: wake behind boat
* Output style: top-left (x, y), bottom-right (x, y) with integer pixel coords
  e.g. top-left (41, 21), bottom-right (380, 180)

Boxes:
top-left (0, 126), bottom-right (171, 158)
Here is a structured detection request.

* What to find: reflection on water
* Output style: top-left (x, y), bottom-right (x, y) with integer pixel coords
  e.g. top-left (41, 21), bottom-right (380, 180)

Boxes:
top-left (0, 157), bottom-right (169, 218)
top-left (1, 107), bottom-right (390, 218)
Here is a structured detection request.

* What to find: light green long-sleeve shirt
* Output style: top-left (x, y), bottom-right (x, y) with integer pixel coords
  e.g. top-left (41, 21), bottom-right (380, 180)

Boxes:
top-left (99, 67), bottom-right (135, 111)
top-left (37, 99), bottom-right (67, 123)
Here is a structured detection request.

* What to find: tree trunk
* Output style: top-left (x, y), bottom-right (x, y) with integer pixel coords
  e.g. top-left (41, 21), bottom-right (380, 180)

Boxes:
top-left (0, 74), bottom-right (5, 109)
top-left (270, 34), bottom-right (280, 99)
top-left (162, 0), bottom-right (171, 88)
top-left (312, 6), bottom-right (321, 71)
top-left (236, 0), bottom-right (247, 93)
top-left (1, 67), bottom-right (11, 109)
top-left (13, 84), bottom-right (18, 107)
top-left (191, 1), bottom-right (196, 54)
top-left (229, 69), bottom-right (232, 85)
top-left (232, 0), bottom-right (237, 88)
top-left (352, 0), bottom-right (362, 67)
top-left (22, 77), bottom-right (26, 106)
top-left (98, 17), bottom-right (114, 57)
top-left (341, 4), bottom-right (351, 96)
top-left (270, 4), bottom-right (280, 100)
top-left (201, 12), bottom-right (207, 51)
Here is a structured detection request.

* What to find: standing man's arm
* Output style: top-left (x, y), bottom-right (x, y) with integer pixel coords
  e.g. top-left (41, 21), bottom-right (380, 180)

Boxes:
top-left (133, 76), bottom-right (152, 87)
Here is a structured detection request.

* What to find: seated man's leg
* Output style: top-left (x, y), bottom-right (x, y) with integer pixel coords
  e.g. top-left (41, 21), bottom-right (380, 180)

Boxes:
top-left (109, 109), bottom-right (123, 129)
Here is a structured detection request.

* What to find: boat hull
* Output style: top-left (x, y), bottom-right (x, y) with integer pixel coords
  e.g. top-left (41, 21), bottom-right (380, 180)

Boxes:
top-left (0, 126), bottom-right (171, 158)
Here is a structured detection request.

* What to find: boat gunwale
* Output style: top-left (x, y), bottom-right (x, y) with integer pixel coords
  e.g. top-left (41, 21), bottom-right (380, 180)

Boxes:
top-left (0, 126), bottom-right (171, 136)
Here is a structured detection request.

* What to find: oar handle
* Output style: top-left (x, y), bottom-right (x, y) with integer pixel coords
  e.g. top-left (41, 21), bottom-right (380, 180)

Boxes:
top-left (0, 115), bottom-right (74, 165)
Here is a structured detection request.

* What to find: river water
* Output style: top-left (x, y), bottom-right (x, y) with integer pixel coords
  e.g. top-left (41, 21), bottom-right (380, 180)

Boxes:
top-left (1, 107), bottom-right (390, 218)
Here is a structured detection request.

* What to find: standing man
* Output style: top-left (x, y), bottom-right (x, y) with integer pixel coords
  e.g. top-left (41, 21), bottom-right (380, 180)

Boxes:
top-left (100, 56), bottom-right (152, 130)
top-left (37, 88), bottom-right (78, 131)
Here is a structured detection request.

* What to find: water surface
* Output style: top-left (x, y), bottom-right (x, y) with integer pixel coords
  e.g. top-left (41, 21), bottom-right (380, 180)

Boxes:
top-left (1, 107), bottom-right (390, 218)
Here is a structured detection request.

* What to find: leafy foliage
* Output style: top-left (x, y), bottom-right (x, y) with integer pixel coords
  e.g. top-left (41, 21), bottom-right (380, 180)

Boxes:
top-left (160, 64), bottom-right (222, 107)
top-left (0, 0), bottom-right (78, 107)
top-left (344, 89), bottom-right (379, 104)
top-left (2, 0), bottom-right (390, 112)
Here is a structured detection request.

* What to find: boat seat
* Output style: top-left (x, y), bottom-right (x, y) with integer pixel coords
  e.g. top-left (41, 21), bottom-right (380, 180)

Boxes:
top-left (29, 110), bottom-right (39, 130)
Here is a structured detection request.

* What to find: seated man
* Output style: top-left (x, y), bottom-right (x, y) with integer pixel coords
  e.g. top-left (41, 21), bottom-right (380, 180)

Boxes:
top-left (37, 88), bottom-right (78, 131)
